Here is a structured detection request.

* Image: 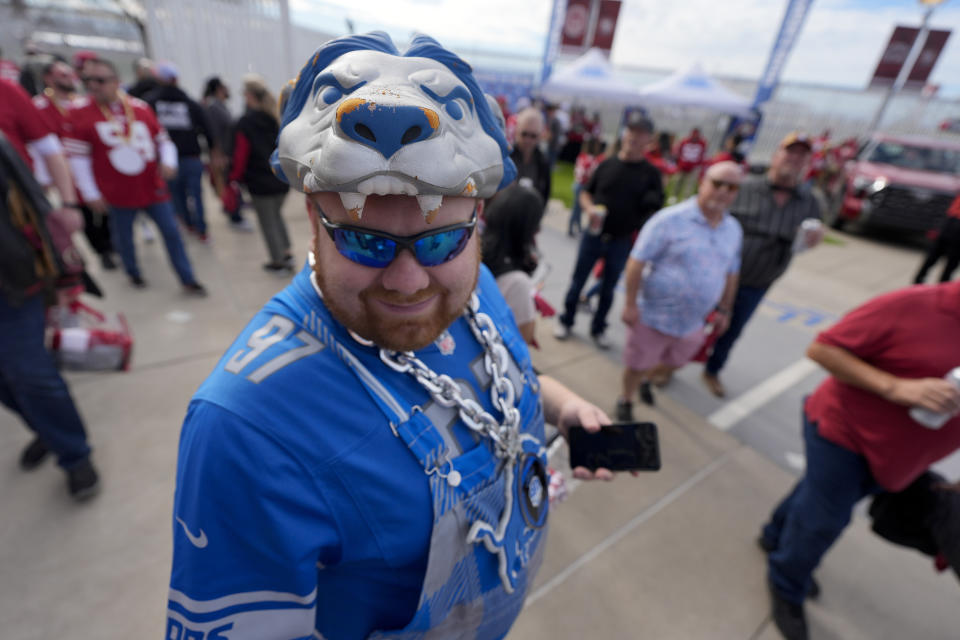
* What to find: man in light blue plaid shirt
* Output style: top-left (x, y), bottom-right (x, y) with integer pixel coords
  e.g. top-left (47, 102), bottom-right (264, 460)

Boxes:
top-left (617, 161), bottom-right (744, 419)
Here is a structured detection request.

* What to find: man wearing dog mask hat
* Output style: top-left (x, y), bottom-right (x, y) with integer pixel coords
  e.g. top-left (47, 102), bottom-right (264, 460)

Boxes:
top-left (167, 32), bottom-right (615, 640)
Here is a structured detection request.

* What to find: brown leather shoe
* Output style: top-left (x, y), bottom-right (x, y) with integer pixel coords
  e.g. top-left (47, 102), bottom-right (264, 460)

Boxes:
top-left (702, 372), bottom-right (726, 398)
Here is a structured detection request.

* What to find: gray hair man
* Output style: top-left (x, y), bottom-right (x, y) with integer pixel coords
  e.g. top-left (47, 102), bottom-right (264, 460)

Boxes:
top-left (618, 161), bottom-right (744, 418)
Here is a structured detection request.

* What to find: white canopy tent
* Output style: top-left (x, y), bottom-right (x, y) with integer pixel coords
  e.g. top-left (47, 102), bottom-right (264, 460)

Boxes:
top-left (636, 63), bottom-right (753, 117)
top-left (540, 48), bottom-right (644, 104)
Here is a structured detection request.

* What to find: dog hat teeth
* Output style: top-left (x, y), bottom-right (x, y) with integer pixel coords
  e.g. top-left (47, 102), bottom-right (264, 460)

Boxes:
top-left (338, 192), bottom-right (367, 220)
top-left (416, 195), bottom-right (443, 223)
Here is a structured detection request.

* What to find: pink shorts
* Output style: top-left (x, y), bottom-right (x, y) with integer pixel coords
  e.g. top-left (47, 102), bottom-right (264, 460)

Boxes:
top-left (623, 321), bottom-right (705, 372)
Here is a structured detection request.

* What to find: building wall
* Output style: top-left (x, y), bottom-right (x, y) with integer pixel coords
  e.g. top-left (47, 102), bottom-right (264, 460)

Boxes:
top-left (143, 0), bottom-right (334, 110)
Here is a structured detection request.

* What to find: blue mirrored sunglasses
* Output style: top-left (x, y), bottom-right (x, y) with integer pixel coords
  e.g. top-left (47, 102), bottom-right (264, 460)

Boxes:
top-left (316, 204), bottom-right (478, 268)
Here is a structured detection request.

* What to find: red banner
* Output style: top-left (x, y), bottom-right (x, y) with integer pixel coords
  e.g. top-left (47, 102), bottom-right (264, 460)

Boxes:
top-left (907, 29), bottom-right (951, 87)
top-left (591, 0), bottom-right (621, 52)
top-left (870, 26), bottom-right (919, 87)
top-left (870, 26), bottom-right (951, 90)
top-left (561, 0), bottom-right (592, 49)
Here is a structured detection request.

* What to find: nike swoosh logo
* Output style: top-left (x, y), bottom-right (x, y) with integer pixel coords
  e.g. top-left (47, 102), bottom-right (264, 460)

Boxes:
top-left (176, 517), bottom-right (208, 549)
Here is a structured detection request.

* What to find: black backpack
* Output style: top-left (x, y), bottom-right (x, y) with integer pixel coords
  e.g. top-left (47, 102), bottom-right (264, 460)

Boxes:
top-left (870, 470), bottom-right (960, 582)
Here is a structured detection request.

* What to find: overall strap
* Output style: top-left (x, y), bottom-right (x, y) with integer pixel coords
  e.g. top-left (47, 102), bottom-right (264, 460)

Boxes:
top-left (288, 272), bottom-right (448, 473)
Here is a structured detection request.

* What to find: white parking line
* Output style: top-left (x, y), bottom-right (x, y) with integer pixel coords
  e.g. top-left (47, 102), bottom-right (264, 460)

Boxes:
top-left (707, 358), bottom-right (820, 431)
top-left (525, 452), bottom-right (731, 608)
top-left (785, 452), bottom-right (807, 471)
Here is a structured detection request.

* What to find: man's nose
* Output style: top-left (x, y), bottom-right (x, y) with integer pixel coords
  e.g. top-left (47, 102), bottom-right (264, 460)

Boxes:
top-left (379, 248), bottom-right (430, 295)
top-left (336, 99), bottom-right (439, 159)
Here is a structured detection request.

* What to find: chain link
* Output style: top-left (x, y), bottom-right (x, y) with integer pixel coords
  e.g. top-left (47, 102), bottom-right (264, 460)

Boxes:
top-left (380, 293), bottom-right (521, 460)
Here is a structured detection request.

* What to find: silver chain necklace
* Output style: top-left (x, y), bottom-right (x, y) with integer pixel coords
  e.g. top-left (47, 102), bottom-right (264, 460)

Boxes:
top-left (380, 293), bottom-right (522, 462)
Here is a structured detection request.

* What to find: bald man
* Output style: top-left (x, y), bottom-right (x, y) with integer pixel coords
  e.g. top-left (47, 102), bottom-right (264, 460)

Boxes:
top-left (617, 161), bottom-right (745, 418)
top-left (509, 107), bottom-right (551, 208)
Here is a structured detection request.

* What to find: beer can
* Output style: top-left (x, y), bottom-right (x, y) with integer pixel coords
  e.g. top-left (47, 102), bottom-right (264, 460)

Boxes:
top-left (587, 204), bottom-right (607, 236)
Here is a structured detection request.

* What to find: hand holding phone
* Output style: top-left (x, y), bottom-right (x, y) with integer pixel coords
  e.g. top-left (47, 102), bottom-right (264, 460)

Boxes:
top-left (568, 422), bottom-right (661, 472)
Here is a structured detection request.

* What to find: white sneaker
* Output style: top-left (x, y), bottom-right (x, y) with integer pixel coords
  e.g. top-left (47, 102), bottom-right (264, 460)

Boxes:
top-left (140, 220), bottom-right (156, 243)
top-left (230, 218), bottom-right (255, 233)
top-left (553, 320), bottom-right (571, 340)
top-left (591, 333), bottom-right (611, 350)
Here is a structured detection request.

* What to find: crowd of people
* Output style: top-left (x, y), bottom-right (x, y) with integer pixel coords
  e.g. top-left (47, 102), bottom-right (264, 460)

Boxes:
top-left (0, 50), bottom-right (305, 501)
top-left (1, 33), bottom-right (958, 640)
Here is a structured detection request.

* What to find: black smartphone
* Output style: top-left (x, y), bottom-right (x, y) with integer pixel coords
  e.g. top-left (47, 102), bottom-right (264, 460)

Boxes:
top-left (568, 422), bottom-right (661, 472)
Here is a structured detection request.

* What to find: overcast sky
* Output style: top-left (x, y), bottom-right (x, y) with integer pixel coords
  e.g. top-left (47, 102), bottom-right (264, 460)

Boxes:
top-left (291, 0), bottom-right (960, 97)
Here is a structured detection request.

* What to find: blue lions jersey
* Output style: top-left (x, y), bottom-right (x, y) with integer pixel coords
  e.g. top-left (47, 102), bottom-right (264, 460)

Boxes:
top-left (167, 265), bottom-right (544, 640)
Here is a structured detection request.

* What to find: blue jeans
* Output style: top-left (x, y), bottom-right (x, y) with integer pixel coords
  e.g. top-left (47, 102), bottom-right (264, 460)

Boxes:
top-left (568, 183), bottom-right (583, 235)
top-left (761, 410), bottom-right (880, 604)
top-left (0, 294), bottom-right (91, 469)
top-left (109, 200), bottom-right (197, 285)
top-left (705, 284), bottom-right (768, 375)
top-left (167, 156), bottom-right (206, 234)
top-left (560, 232), bottom-right (634, 336)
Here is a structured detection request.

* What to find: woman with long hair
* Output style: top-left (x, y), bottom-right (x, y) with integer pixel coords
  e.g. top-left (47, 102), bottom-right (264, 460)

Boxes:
top-left (225, 75), bottom-right (292, 271)
top-left (481, 184), bottom-right (544, 345)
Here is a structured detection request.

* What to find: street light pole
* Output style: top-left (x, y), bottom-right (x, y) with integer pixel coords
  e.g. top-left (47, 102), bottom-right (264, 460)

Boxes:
top-left (865, 0), bottom-right (943, 135)
top-left (279, 0), bottom-right (295, 77)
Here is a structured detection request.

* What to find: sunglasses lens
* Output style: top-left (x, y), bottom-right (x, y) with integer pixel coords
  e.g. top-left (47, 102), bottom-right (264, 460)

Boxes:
top-left (414, 228), bottom-right (471, 267)
top-left (333, 229), bottom-right (396, 268)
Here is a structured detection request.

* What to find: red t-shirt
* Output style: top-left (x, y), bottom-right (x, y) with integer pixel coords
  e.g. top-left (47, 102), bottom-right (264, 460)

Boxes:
top-left (947, 194), bottom-right (960, 221)
top-left (0, 59), bottom-right (21, 84)
top-left (804, 149), bottom-right (828, 180)
top-left (63, 95), bottom-right (170, 208)
top-left (504, 114), bottom-right (518, 152)
top-left (645, 149), bottom-right (677, 176)
top-left (675, 137), bottom-right (706, 171)
top-left (806, 281), bottom-right (960, 491)
top-left (573, 152), bottom-right (603, 185)
top-left (0, 79), bottom-right (53, 167)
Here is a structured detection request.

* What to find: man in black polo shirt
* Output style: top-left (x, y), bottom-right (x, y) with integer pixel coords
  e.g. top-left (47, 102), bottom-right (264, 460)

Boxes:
top-left (554, 112), bottom-right (664, 349)
top-left (702, 132), bottom-right (824, 397)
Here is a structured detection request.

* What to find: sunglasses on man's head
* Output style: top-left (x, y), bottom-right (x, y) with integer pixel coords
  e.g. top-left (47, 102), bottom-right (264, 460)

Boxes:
top-left (518, 131), bottom-right (539, 139)
top-left (710, 179), bottom-right (740, 192)
top-left (316, 204), bottom-right (478, 268)
top-left (82, 75), bottom-right (114, 85)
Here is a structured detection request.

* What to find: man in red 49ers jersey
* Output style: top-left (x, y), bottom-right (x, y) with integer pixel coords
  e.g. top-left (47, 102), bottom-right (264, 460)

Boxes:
top-left (63, 58), bottom-right (206, 294)
top-left (34, 60), bottom-right (116, 270)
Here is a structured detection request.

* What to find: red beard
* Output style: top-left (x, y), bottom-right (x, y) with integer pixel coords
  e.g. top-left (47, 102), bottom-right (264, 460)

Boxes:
top-left (315, 265), bottom-right (476, 352)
